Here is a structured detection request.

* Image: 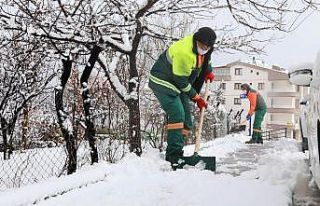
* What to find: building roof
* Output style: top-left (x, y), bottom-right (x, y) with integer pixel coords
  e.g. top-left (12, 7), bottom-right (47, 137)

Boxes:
top-left (215, 60), bottom-right (289, 81)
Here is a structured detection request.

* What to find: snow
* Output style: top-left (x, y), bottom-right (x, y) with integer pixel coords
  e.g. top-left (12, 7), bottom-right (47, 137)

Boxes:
top-left (217, 103), bottom-right (227, 113)
top-left (288, 62), bottom-right (314, 73)
top-left (242, 57), bottom-right (272, 69)
top-left (288, 62), bottom-right (313, 85)
top-left (241, 138), bottom-right (308, 190)
top-left (289, 70), bottom-right (313, 86)
top-left (0, 135), bottom-right (308, 206)
top-left (136, 0), bottom-right (149, 10)
top-left (100, 52), bottom-right (138, 100)
top-left (103, 35), bottom-right (132, 52)
top-left (184, 134), bottom-right (249, 160)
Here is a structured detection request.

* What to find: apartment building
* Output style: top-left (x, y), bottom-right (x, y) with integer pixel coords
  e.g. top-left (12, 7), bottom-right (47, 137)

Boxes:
top-left (213, 59), bottom-right (308, 138)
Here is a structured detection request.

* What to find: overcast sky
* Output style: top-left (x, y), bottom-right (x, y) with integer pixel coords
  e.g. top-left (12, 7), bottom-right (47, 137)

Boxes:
top-left (214, 11), bottom-right (320, 69)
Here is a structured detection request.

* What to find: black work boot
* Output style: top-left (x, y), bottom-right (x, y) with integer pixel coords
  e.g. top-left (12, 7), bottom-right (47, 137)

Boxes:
top-left (245, 138), bottom-right (257, 144)
top-left (256, 138), bottom-right (263, 144)
top-left (165, 151), bottom-right (184, 170)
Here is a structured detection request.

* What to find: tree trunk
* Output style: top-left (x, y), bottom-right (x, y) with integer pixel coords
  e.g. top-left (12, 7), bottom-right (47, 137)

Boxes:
top-left (80, 45), bottom-right (102, 164)
top-left (127, 98), bottom-right (142, 155)
top-left (1, 117), bottom-right (8, 160)
top-left (55, 58), bottom-right (77, 174)
top-left (127, 53), bottom-right (142, 156)
top-left (21, 104), bottom-right (29, 150)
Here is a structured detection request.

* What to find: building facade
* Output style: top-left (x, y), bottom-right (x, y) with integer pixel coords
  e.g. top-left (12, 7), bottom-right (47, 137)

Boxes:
top-left (213, 59), bottom-right (308, 138)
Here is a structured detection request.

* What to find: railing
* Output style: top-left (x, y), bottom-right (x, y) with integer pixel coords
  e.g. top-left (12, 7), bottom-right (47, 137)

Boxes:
top-left (262, 128), bottom-right (288, 140)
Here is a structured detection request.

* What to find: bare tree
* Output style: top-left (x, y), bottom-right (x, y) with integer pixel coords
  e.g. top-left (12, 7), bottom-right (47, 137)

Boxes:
top-left (55, 58), bottom-right (77, 174)
top-left (0, 36), bottom-right (55, 159)
top-left (80, 45), bottom-right (102, 164)
top-left (0, 0), bottom-right (318, 160)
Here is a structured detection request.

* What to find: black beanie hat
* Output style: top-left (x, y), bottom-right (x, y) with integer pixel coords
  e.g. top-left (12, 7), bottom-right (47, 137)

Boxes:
top-left (241, 84), bottom-right (251, 93)
top-left (194, 27), bottom-right (216, 47)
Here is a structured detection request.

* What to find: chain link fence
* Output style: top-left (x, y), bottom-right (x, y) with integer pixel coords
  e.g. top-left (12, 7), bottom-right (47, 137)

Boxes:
top-left (0, 146), bottom-right (66, 191)
top-left (0, 136), bottom-right (128, 191)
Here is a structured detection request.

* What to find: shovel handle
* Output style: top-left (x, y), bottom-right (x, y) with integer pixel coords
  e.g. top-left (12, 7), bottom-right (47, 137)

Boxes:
top-left (239, 119), bottom-right (247, 125)
top-left (195, 80), bottom-right (210, 153)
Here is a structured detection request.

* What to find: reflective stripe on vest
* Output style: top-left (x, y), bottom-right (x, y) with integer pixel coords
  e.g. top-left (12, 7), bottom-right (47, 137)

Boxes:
top-left (149, 74), bottom-right (181, 94)
top-left (166, 122), bottom-right (184, 130)
top-left (181, 83), bottom-right (191, 92)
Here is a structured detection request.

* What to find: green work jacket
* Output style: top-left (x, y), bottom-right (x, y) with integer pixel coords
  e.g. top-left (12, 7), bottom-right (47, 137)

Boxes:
top-left (149, 34), bottom-right (213, 98)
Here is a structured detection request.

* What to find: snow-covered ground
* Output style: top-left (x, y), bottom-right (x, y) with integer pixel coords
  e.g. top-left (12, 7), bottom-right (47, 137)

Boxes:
top-left (0, 134), bottom-right (309, 206)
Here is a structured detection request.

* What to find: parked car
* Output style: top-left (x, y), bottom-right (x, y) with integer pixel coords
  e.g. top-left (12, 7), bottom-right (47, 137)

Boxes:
top-left (288, 51), bottom-right (320, 188)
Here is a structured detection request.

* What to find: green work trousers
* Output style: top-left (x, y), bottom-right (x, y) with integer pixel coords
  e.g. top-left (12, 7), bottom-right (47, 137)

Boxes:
top-left (152, 90), bottom-right (192, 157)
top-left (252, 108), bottom-right (267, 140)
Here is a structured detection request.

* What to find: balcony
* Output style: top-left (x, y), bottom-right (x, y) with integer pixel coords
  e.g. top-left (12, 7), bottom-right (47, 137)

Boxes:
top-left (267, 108), bottom-right (299, 114)
top-left (267, 122), bottom-right (299, 130)
top-left (215, 75), bottom-right (231, 81)
top-left (268, 92), bottom-right (299, 97)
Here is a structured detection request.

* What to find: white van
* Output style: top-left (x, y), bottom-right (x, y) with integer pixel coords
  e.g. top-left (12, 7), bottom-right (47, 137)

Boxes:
top-left (288, 51), bottom-right (320, 187)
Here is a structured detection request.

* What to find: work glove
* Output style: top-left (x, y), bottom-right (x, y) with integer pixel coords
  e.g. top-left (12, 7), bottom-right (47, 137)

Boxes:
top-left (192, 95), bottom-right (207, 110)
top-left (205, 72), bottom-right (215, 83)
top-left (246, 114), bottom-right (251, 120)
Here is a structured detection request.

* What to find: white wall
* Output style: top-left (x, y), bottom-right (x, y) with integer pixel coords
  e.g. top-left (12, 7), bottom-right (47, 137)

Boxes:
top-left (270, 97), bottom-right (295, 108)
top-left (269, 113), bottom-right (295, 125)
top-left (271, 80), bottom-right (295, 92)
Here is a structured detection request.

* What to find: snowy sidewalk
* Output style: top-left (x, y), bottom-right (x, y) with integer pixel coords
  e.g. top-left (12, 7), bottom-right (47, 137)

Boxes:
top-left (0, 134), bottom-right (316, 206)
top-left (217, 138), bottom-right (320, 205)
top-left (217, 142), bottom-right (273, 176)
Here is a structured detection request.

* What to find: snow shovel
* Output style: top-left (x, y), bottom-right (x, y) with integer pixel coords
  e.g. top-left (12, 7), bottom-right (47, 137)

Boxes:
top-left (230, 119), bottom-right (247, 132)
top-left (172, 81), bottom-right (216, 171)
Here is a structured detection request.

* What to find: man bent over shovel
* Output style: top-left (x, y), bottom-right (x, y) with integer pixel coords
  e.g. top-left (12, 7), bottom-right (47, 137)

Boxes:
top-left (148, 27), bottom-right (216, 168)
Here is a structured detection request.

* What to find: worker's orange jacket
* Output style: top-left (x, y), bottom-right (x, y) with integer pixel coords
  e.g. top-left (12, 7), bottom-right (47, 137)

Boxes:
top-left (247, 90), bottom-right (267, 116)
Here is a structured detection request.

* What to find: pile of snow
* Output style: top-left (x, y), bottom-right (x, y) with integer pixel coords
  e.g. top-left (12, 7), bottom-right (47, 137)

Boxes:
top-left (183, 133), bottom-right (249, 160)
top-left (241, 139), bottom-right (308, 190)
top-left (288, 63), bottom-right (313, 86)
top-left (0, 135), bottom-right (308, 206)
top-left (288, 62), bottom-right (314, 73)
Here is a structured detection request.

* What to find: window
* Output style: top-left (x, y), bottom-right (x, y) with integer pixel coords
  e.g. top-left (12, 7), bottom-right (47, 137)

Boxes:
top-left (221, 83), bottom-right (226, 90)
top-left (256, 72), bottom-right (259, 75)
top-left (215, 68), bottom-right (230, 75)
top-left (234, 98), bottom-right (241, 105)
top-left (235, 68), bottom-right (242, 75)
top-left (234, 83), bottom-right (242, 90)
top-left (258, 83), bottom-right (265, 90)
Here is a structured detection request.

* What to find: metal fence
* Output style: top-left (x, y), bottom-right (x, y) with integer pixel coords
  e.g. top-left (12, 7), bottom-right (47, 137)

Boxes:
top-left (0, 127), bottom-right (291, 191)
top-left (262, 128), bottom-right (288, 140)
top-left (0, 146), bottom-right (66, 191)
top-left (0, 138), bottom-right (127, 191)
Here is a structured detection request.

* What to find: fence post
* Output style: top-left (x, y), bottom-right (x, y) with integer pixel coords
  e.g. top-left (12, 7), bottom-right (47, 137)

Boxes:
top-left (227, 117), bottom-right (230, 134)
top-left (285, 128), bottom-right (288, 137)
